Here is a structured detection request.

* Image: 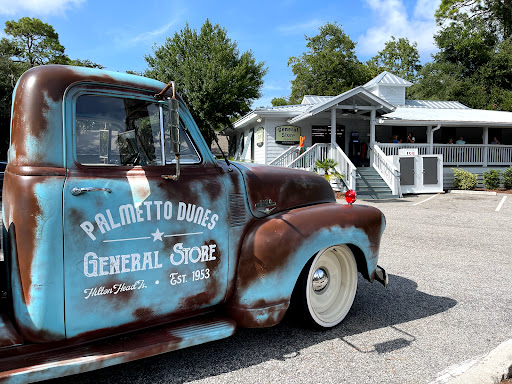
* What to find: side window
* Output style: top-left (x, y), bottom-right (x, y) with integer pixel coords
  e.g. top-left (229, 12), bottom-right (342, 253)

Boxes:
top-left (75, 95), bottom-right (200, 166)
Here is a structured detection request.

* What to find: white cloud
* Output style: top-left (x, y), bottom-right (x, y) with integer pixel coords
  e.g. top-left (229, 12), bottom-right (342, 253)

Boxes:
top-left (277, 19), bottom-right (324, 35)
top-left (111, 9), bottom-right (185, 49)
top-left (0, 0), bottom-right (85, 15)
top-left (358, 0), bottom-right (441, 59)
top-left (127, 21), bottom-right (178, 45)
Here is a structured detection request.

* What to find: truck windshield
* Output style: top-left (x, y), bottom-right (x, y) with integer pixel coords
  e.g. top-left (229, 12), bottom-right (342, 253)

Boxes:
top-left (75, 94), bottom-right (200, 166)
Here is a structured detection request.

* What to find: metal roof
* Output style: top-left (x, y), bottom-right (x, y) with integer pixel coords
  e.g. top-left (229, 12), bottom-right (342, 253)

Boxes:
top-left (363, 71), bottom-right (413, 88)
top-left (301, 95), bottom-right (335, 105)
top-left (256, 104), bottom-right (310, 113)
top-left (404, 100), bottom-right (469, 109)
top-left (380, 107), bottom-right (512, 126)
top-left (289, 87), bottom-right (395, 124)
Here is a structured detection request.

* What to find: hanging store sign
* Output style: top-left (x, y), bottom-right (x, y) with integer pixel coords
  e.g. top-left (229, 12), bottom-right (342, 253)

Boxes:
top-left (275, 126), bottom-right (300, 145)
top-left (255, 127), bottom-right (264, 147)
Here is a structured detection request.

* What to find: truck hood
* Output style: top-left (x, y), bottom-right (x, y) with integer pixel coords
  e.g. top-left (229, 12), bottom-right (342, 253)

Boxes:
top-left (231, 162), bottom-right (336, 218)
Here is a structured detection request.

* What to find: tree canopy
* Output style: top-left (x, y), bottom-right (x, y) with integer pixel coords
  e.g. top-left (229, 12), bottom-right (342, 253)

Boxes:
top-left (368, 37), bottom-right (422, 83)
top-left (145, 19), bottom-right (267, 147)
top-left (287, 22), bottom-right (369, 104)
top-left (410, 11), bottom-right (512, 111)
top-left (3, 17), bottom-right (67, 68)
top-left (436, 0), bottom-right (512, 39)
top-left (0, 17), bottom-right (103, 158)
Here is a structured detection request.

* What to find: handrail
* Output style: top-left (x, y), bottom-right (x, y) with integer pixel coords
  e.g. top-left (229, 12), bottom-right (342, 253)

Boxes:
top-left (331, 143), bottom-right (357, 190)
top-left (287, 143), bottom-right (323, 169)
top-left (268, 145), bottom-right (299, 167)
top-left (286, 143), bottom-right (357, 191)
top-left (372, 144), bottom-right (401, 197)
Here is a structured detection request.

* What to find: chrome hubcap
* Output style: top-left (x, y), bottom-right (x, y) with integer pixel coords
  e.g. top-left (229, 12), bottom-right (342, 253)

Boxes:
top-left (312, 268), bottom-right (329, 292)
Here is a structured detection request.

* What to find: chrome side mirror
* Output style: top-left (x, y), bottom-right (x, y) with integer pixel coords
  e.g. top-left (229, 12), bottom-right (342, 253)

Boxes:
top-left (162, 95), bottom-right (181, 181)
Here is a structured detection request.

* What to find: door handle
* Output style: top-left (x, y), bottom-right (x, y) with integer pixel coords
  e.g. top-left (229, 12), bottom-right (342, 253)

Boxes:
top-left (71, 187), bottom-right (112, 196)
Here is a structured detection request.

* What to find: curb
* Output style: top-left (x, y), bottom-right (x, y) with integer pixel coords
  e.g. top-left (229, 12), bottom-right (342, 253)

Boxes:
top-left (430, 339), bottom-right (512, 384)
top-left (449, 190), bottom-right (497, 196)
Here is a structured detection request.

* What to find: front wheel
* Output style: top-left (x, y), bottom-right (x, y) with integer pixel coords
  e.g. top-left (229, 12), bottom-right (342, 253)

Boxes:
top-left (298, 245), bottom-right (358, 328)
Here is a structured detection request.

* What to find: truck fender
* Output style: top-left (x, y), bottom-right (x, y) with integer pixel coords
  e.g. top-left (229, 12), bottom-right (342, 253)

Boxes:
top-left (225, 203), bottom-right (385, 328)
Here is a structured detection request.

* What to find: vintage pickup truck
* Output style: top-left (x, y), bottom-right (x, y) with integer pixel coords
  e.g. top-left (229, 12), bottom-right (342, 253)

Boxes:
top-left (0, 65), bottom-right (387, 383)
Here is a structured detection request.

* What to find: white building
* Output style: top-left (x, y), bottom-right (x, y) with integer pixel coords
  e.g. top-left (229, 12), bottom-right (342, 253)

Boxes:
top-left (232, 71), bottom-right (512, 197)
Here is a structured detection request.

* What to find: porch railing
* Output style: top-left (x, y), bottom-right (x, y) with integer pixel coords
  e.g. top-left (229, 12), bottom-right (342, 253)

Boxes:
top-left (378, 143), bottom-right (512, 166)
top-left (287, 143), bottom-right (357, 191)
top-left (268, 145), bottom-right (299, 167)
top-left (378, 143), bottom-right (430, 156)
top-left (372, 145), bottom-right (401, 196)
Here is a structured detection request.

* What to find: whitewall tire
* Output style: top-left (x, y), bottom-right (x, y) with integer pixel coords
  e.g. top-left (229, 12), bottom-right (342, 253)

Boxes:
top-left (300, 245), bottom-right (358, 328)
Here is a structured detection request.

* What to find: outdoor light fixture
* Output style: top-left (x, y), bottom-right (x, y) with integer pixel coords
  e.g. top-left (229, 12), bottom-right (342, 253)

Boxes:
top-left (256, 118), bottom-right (262, 123)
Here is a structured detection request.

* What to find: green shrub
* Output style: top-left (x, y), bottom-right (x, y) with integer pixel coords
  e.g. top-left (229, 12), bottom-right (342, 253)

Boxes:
top-left (482, 169), bottom-right (501, 189)
top-left (452, 168), bottom-right (478, 190)
top-left (503, 167), bottom-right (512, 190)
top-left (315, 159), bottom-right (344, 181)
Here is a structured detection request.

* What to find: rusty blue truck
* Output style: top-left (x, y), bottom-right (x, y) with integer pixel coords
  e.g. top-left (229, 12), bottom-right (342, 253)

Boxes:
top-left (0, 65), bottom-right (388, 383)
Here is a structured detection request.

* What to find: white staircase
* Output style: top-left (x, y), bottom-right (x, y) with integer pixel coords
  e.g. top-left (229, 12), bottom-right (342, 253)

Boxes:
top-left (273, 143), bottom-right (357, 191)
top-left (269, 143), bottom-right (402, 198)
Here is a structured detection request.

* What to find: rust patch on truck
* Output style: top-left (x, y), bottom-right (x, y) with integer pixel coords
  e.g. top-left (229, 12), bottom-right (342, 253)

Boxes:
top-left (2, 171), bottom-right (42, 305)
top-left (237, 203), bottom-right (383, 290)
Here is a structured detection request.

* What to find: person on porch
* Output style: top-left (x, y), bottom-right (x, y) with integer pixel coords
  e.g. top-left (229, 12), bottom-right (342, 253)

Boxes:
top-left (407, 132), bottom-right (415, 143)
top-left (456, 136), bottom-right (466, 144)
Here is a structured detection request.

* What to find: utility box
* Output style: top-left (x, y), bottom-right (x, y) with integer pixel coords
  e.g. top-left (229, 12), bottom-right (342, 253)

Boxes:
top-left (392, 154), bottom-right (443, 194)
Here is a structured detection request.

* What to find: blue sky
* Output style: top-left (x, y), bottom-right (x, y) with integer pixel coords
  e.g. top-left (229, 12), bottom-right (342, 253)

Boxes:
top-left (0, 0), bottom-right (441, 107)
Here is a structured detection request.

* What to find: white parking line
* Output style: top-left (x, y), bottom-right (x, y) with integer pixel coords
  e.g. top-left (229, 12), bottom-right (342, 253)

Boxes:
top-left (495, 196), bottom-right (507, 212)
top-left (412, 194), bottom-right (439, 206)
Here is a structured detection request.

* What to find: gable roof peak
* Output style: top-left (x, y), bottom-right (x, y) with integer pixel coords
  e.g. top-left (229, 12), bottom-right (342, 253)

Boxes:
top-left (364, 71), bottom-right (413, 88)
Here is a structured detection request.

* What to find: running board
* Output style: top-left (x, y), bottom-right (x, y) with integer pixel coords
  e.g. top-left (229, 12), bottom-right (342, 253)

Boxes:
top-left (0, 316), bottom-right (236, 384)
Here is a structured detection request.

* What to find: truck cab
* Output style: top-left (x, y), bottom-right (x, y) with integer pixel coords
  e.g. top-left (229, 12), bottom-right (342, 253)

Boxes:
top-left (0, 65), bottom-right (387, 383)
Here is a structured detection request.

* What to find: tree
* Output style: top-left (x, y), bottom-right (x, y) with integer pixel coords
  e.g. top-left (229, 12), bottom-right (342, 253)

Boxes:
top-left (67, 58), bottom-right (104, 69)
top-left (436, 0), bottom-right (512, 39)
top-left (287, 22), bottom-right (370, 104)
top-left (409, 15), bottom-right (512, 110)
top-left (368, 37), bottom-right (422, 82)
top-left (0, 17), bottom-right (103, 158)
top-left (145, 19), bottom-right (267, 146)
top-left (3, 17), bottom-right (67, 67)
top-left (271, 97), bottom-right (291, 106)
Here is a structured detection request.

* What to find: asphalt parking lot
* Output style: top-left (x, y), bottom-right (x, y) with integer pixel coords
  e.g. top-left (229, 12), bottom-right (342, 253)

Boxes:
top-left (40, 192), bottom-right (510, 384)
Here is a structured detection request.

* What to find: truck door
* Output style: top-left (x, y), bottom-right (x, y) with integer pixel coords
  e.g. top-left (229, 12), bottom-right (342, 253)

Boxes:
top-left (63, 90), bottom-right (229, 338)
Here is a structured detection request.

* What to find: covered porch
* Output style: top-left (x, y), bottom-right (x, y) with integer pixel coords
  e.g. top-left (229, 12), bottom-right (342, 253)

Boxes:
top-left (378, 142), bottom-right (512, 166)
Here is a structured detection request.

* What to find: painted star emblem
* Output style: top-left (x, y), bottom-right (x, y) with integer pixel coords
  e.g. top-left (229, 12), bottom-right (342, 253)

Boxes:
top-left (151, 228), bottom-right (164, 242)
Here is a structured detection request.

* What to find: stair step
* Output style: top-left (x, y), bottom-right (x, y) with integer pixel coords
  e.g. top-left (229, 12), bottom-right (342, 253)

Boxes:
top-left (355, 167), bottom-right (398, 199)
top-left (357, 187), bottom-right (392, 192)
top-left (358, 194), bottom-right (400, 200)
top-left (0, 315), bottom-right (236, 383)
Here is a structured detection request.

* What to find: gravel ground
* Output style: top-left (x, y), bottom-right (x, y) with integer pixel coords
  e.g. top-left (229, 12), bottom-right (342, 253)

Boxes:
top-left (38, 192), bottom-right (511, 384)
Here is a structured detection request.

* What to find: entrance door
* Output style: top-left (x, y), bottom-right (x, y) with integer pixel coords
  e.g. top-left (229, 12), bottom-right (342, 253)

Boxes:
top-left (63, 91), bottom-right (229, 338)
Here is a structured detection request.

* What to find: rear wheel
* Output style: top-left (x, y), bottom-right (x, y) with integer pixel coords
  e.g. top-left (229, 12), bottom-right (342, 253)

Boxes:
top-left (299, 245), bottom-right (358, 328)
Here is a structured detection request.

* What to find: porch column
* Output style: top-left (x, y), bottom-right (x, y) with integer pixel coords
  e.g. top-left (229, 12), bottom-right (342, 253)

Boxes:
top-left (426, 126), bottom-right (433, 154)
top-left (482, 127), bottom-right (488, 167)
top-left (428, 125), bottom-right (441, 154)
top-left (370, 109), bottom-right (376, 164)
top-left (330, 107), bottom-right (336, 158)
